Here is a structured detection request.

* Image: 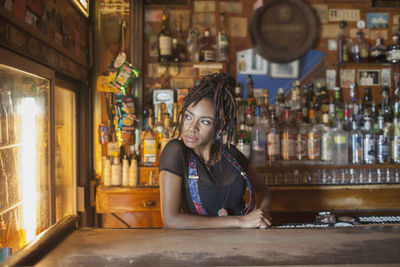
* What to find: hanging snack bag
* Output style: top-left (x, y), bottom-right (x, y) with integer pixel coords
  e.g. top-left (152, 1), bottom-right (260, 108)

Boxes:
top-left (110, 62), bottom-right (140, 95)
top-left (116, 94), bottom-right (136, 132)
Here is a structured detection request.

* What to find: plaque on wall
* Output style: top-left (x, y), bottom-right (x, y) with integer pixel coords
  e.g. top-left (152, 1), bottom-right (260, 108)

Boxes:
top-left (249, 0), bottom-right (318, 63)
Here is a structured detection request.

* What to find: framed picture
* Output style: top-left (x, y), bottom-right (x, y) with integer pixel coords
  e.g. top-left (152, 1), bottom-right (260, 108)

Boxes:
top-left (236, 48), bottom-right (268, 75)
top-left (270, 60), bottom-right (299, 79)
top-left (358, 69), bottom-right (380, 86)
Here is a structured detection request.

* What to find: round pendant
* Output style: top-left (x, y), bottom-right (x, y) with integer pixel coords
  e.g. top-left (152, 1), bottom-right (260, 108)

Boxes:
top-left (218, 208), bottom-right (228, 216)
top-left (114, 51), bottom-right (126, 68)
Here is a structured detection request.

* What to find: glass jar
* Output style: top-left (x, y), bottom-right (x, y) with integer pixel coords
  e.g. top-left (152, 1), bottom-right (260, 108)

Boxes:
top-left (352, 31), bottom-right (370, 63)
top-left (370, 38), bottom-right (387, 63)
top-left (387, 35), bottom-right (400, 63)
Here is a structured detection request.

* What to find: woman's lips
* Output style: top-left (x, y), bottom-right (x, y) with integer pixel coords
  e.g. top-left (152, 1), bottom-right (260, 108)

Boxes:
top-left (184, 134), bottom-right (198, 142)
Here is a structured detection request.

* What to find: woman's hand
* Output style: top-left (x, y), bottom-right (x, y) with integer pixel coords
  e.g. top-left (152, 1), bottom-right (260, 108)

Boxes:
top-left (239, 208), bottom-right (272, 229)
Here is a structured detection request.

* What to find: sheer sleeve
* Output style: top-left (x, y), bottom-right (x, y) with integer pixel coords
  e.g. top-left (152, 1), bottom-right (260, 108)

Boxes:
top-left (159, 139), bottom-right (187, 179)
top-left (227, 145), bottom-right (249, 172)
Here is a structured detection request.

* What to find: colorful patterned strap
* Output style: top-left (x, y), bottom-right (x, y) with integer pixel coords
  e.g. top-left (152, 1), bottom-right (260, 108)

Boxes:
top-left (187, 150), bottom-right (255, 216)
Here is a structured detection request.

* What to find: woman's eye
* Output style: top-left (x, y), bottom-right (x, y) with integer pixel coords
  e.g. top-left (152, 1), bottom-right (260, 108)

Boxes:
top-left (184, 114), bottom-right (191, 120)
top-left (202, 120), bottom-right (211, 125)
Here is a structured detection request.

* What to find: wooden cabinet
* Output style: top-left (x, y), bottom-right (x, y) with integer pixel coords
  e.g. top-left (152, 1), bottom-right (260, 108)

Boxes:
top-left (96, 186), bottom-right (163, 228)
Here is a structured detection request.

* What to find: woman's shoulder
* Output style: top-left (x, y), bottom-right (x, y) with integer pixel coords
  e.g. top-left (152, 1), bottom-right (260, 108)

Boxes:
top-left (161, 139), bottom-right (188, 158)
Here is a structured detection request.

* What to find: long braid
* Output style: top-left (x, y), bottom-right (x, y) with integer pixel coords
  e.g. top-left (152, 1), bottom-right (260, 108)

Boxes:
top-left (176, 72), bottom-right (237, 148)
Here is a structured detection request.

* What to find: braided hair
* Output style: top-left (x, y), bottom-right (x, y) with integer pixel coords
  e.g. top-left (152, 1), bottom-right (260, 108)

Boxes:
top-left (176, 72), bottom-right (237, 148)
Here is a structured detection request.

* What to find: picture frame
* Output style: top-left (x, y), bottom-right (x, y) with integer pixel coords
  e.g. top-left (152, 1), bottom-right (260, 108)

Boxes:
top-left (236, 48), bottom-right (268, 75)
top-left (357, 69), bottom-right (380, 86)
top-left (270, 60), bottom-right (299, 79)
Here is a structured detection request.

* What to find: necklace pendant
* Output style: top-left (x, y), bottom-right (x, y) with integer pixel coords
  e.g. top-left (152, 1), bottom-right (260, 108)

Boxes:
top-left (218, 208), bottom-right (228, 216)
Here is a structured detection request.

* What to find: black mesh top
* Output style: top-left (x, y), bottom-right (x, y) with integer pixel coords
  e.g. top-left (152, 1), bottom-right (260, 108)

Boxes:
top-left (159, 139), bottom-right (249, 216)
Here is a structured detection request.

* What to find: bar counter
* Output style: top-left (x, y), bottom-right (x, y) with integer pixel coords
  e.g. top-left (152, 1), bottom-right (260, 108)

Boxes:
top-left (2, 216), bottom-right (400, 266)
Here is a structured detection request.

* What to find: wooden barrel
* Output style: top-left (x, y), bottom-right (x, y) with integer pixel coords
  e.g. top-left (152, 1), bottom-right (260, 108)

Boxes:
top-left (250, 0), bottom-right (318, 63)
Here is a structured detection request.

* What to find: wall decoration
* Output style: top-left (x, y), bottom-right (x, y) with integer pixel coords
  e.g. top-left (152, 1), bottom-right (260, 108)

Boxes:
top-left (219, 2), bottom-right (243, 13)
top-left (367, 12), bottom-right (389, 28)
top-left (326, 69), bottom-right (336, 90)
top-left (270, 60), bottom-right (299, 79)
top-left (311, 4), bottom-right (329, 24)
top-left (321, 24), bottom-right (340, 38)
top-left (381, 68), bottom-right (391, 87)
top-left (194, 1), bottom-right (215, 12)
top-left (328, 9), bottom-right (360, 22)
top-left (358, 69), bottom-right (380, 86)
top-left (340, 69), bottom-right (355, 88)
top-left (228, 17), bottom-right (247, 38)
top-left (236, 48), bottom-right (268, 75)
top-left (328, 39), bottom-right (337, 51)
top-left (369, 30), bottom-right (388, 40)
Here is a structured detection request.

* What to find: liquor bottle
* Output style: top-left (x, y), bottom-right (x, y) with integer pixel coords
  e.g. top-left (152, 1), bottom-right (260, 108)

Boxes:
top-left (128, 158), bottom-right (138, 187)
top-left (199, 28), bottom-right (216, 62)
top-left (280, 108), bottom-right (295, 161)
top-left (245, 104), bottom-right (254, 132)
top-left (171, 102), bottom-right (180, 138)
top-left (333, 87), bottom-right (344, 124)
top-left (362, 87), bottom-right (373, 118)
top-left (362, 116), bottom-right (377, 164)
top-left (236, 123), bottom-right (251, 160)
top-left (320, 112), bottom-right (333, 163)
top-left (348, 83), bottom-right (360, 125)
top-left (307, 108), bottom-right (322, 160)
top-left (122, 156), bottom-right (129, 186)
top-left (393, 81), bottom-right (400, 118)
top-left (267, 109), bottom-right (280, 163)
top-left (187, 28), bottom-right (199, 62)
top-left (290, 81), bottom-right (302, 112)
top-left (141, 113), bottom-right (159, 166)
top-left (343, 104), bottom-right (352, 131)
top-left (275, 88), bottom-right (285, 121)
top-left (331, 112), bottom-right (349, 165)
top-left (260, 89), bottom-right (270, 127)
top-left (301, 84), bottom-right (311, 123)
top-left (251, 106), bottom-right (266, 166)
top-left (160, 115), bottom-right (173, 154)
top-left (246, 75), bottom-right (256, 108)
top-left (174, 16), bottom-right (186, 62)
top-left (370, 38), bottom-right (387, 63)
top-left (0, 91), bottom-right (9, 145)
top-left (349, 120), bottom-right (363, 164)
top-left (336, 20), bottom-right (351, 63)
top-left (158, 9), bottom-right (172, 62)
top-left (376, 116), bottom-right (391, 164)
top-left (235, 83), bottom-right (246, 126)
top-left (217, 13), bottom-right (229, 63)
top-left (353, 31), bottom-right (370, 63)
top-left (295, 111), bottom-right (309, 161)
top-left (154, 103), bottom-right (165, 147)
top-left (391, 116), bottom-right (400, 163)
top-left (6, 210), bottom-right (26, 250)
top-left (380, 86), bottom-right (392, 123)
top-left (387, 34), bottom-right (400, 63)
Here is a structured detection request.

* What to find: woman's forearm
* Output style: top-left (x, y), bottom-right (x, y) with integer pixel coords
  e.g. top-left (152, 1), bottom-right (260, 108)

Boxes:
top-left (162, 212), bottom-right (242, 229)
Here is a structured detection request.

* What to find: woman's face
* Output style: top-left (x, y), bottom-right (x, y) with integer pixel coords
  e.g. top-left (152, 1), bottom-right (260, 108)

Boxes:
top-left (181, 99), bottom-right (215, 151)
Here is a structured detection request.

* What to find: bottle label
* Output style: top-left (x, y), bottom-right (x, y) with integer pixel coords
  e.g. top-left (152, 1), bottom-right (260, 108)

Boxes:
top-left (360, 48), bottom-right (369, 58)
top-left (159, 36), bottom-right (172, 56)
top-left (321, 135), bottom-right (333, 161)
top-left (281, 133), bottom-right (294, 160)
top-left (307, 133), bottom-right (320, 160)
top-left (237, 142), bottom-right (251, 159)
top-left (267, 133), bottom-right (279, 156)
top-left (363, 136), bottom-right (376, 163)
top-left (295, 133), bottom-right (307, 159)
top-left (334, 135), bottom-right (347, 144)
top-left (350, 134), bottom-right (363, 163)
top-left (377, 135), bottom-right (390, 162)
top-left (204, 50), bottom-right (216, 61)
top-left (391, 137), bottom-right (400, 161)
top-left (389, 50), bottom-right (400, 60)
top-left (218, 34), bottom-right (229, 54)
top-left (143, 139), bottom-right (157, 163)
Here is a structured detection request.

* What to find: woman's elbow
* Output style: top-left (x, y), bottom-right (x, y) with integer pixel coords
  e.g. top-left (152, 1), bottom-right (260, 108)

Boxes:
top-left (161, 211), bottom-right (181, 229)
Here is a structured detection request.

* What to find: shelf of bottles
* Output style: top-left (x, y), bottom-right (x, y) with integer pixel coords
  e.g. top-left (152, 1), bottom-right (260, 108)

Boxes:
top-left (235, 69), bottom-right (400, 186)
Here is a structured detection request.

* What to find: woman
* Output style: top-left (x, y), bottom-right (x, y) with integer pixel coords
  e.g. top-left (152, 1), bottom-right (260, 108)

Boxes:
top-left (159, 72), bottom-right (271, 229)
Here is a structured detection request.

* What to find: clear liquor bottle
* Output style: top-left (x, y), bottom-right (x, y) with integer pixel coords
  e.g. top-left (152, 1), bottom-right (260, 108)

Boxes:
top-left (251, 106), bottom-right (266, 166)
top-left (307, 108), bottom-right (322, 161)
top-left (363, 116), bottom-right (377, 164)
top-left (349, 120), bottom-right (363, 164)
top-left (391, 116), bottom-right (400, 163)
top-left (260, 90), bottom-right (270, 127)
top-left (376, 116), bottom-right (391, 164)
top-left (217, 13), bottom-right (229, 63)
top-left (348, 83), bottom-right (360, 124)
top-left (267, 109), bottom-right (280, 163)
top-left (320, 112), bottom-right (333, 163)
top-left (295, 111), bottom-right (309, 161)
top-left (380, 86), bottom-right (393, 123)
top-left (331, 112), bottom-right (349, 165)
top-left (353, 31), bottom-right (370, 63)
top-left (280, 108), bottom-right (295, 161)
top-left (158, 9), bottom-right (172, 62)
